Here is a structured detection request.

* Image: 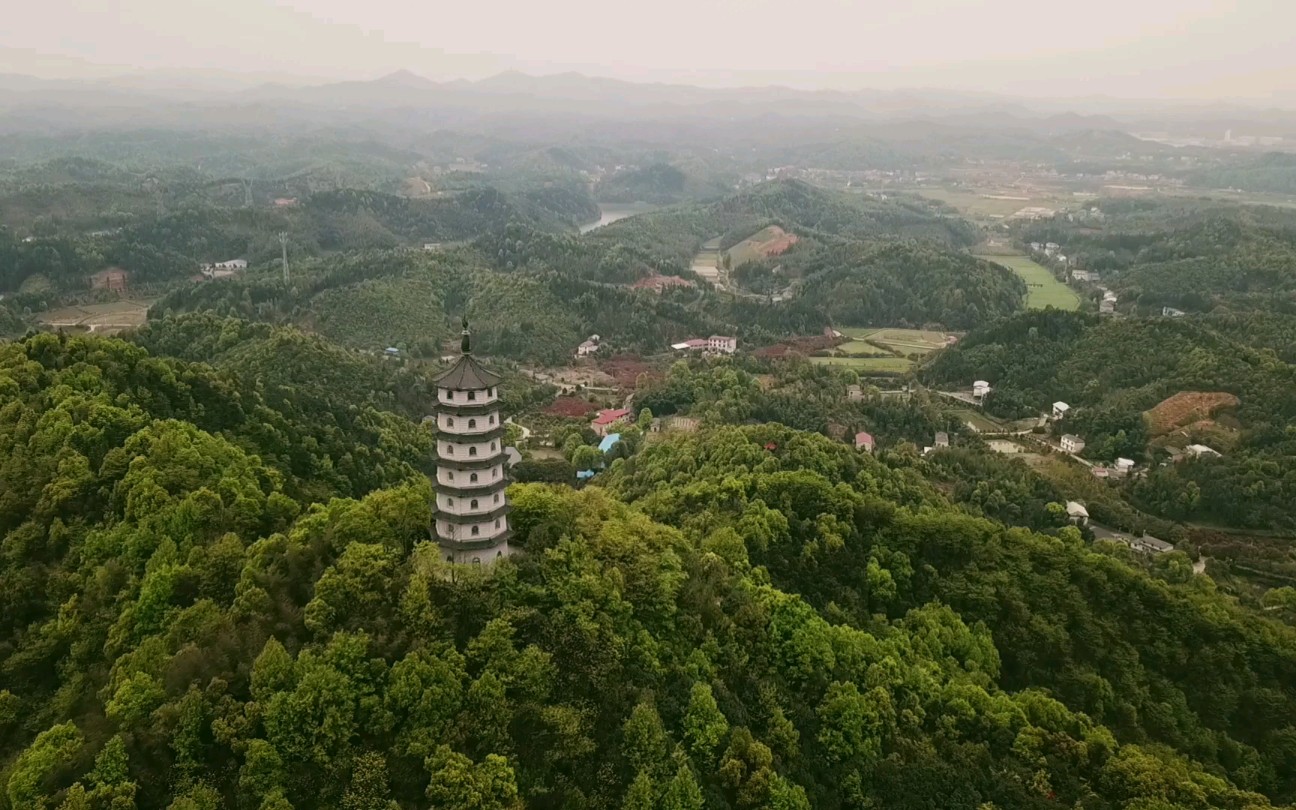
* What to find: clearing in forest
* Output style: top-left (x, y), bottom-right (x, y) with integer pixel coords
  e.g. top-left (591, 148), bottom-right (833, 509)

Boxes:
top-left (37, 300), bottom-right (152, 335)
top-left (809, 355), bottom-right (914, 373)
top-left (1145, 391), bottom-right (1241, 435)
top-left (977, 254), bottom-right (1080, 311)
top-left (725, 225), bottom-right (799, 267)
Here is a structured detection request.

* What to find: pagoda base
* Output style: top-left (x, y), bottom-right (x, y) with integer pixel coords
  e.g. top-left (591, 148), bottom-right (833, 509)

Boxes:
top-left (438, 534), bottom-right (513, 566)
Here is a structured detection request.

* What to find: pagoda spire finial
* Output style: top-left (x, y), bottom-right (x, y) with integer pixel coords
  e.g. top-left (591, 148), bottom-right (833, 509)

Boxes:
top-left (460, 315), bottom-right (471, 354)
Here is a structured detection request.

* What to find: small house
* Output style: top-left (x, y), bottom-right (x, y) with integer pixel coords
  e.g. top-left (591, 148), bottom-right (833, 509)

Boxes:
top-left (1099, 299), bottom-right (1115, 314)
top-left (855, 431), bottom-right (875, 453)
top-left (591, 408), bottom-right (632, 437)
top-left (1130, 535), bottom-right (1174, 554)
top-left (384, 347), bottom-right (401, 357)
top-left (1065, 501), bottom-right (1090, 525)
top-left (1115, 458), bottom-right (1135, 475)
top-left (576, 469), bottom-right (596, 481)
top-left (1162, 306), bottom-right (1185, 317)
top-left (973, 380), bottom-right (991, 398)
top-left (1060, 434), bottom-right (1085, 454)
top-left (1052, 401), bottom-right (1070, 420)
top-left (576, 336), bottom-right (600, 357)
top-left (935, 431), bottom-right (949, 449)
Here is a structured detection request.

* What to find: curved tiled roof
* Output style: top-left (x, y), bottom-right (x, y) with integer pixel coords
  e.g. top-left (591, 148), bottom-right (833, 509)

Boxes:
top-left (433, 354), bottom-right (502, 390)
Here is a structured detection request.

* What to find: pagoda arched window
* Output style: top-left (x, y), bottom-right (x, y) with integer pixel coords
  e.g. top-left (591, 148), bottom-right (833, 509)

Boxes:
top-left (468, 419), bottom-right (477, 429)
top-left (470, 473), bottom-right (478, 483)
top-left (469, 447), bottom-right (478, 457)
top-left (470, 499), bottom-right (479, 509)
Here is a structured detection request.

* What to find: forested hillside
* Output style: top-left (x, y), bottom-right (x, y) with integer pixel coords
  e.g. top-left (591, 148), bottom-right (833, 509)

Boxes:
top-left (3, 329), bottom-right (1296, 809)
top-left (926, 309), bottom-right (1296, 529)
top-left (1020, 199), bottom-right (1296, 313)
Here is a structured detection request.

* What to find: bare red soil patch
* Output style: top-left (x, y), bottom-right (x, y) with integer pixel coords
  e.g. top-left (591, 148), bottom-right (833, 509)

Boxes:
top-left (1145, 391), bottom-right (1240, 435)
top-left (544, 397), bottom-right (597, 418)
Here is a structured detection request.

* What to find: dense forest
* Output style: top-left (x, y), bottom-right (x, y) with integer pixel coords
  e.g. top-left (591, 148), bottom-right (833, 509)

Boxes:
top-left (3, 325), bottom-right (1296, 809)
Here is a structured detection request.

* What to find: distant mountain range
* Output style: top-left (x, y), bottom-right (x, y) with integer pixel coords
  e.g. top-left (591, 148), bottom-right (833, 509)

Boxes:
top-left (1, 69), bottom-right (1293, 139)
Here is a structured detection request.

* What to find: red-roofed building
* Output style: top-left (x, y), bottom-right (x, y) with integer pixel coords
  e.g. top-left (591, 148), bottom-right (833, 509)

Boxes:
top-left (591, 408), bottom-right (632, 436)
top-left (855, 431), bottom-right (875, 453)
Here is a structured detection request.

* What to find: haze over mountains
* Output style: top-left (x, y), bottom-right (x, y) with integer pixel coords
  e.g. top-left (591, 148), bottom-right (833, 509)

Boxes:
top-left (2, 68), bottom-right (1295, 141)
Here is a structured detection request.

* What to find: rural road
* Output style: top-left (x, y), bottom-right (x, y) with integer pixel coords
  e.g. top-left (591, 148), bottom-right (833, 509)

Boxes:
top-left (505, 417), bottom-right (532, 441)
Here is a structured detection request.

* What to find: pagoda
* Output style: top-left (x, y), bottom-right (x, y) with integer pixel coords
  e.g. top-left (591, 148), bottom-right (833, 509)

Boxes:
top-left (432, 318), bottom-right (512, 565)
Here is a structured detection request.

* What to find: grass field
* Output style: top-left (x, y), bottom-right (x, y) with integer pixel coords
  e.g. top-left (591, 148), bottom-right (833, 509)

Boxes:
top-left (809, 355), bottom-right (914, 373)
top-left (977, 254), bottom-right (1080, 311)
top-left (950, 408), bottom-right (1007, 433)
top-left (834, 340), bottom-right (893, 357)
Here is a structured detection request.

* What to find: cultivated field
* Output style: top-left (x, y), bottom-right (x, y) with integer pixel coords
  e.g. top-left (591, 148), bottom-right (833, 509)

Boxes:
top-left (691, 249), bottom-right (722, 282)
top-left (37, 300), bottom-right (151, 334)
top-left (977, 254), bottom-right (1080, 311)
top-left (809, 355), bottom-right (914, 373)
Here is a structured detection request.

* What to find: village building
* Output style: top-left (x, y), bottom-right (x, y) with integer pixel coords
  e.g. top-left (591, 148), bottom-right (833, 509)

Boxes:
top-left (1060, 434), bottom-right (1086, 454)
top-left (973, 380), bottom-right (991, 399)
top-left (1099, 299), bottom-right (1115, 315)
top-left (935, 431), bottom-right (950, 449)
top-left (846, 384), bottom-right (864, 402)
top-left (1091, 466), bottom-right (1110, 479)
top-left (1065, 501), bottom-right (1090, 525)
top-left (854, 431), bottom-right (875, 453)
top-left (707, 335), bottom-right (738, 354)
top-left (200, 258), bottom-right (247, 280)
top-left (1115, 458), bottom-right (1136, 475)
top-left (1130, 535), bottom-right (1175, 554)
top-left (1186, 443), bottom-right (1222, 458)
top-left (1162, 306), bottom-right (1186, 317)
top-left (591, 408), bottom-right (631, 437)
top-left (576, 335), bottom-right (600, 357)
top-left (1052, 401), bottom-right (1070, 420)
top-left (432, 319), bottom-right (511, 566)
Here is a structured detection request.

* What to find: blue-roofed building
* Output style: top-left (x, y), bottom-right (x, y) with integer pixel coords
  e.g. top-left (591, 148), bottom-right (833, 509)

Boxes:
top-left (576, 469), bottom-right (596, 481)
top-left (598, 433), bottom-right (622, 454)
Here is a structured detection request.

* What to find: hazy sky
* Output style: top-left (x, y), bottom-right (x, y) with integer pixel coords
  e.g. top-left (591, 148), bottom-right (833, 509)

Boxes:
top-left (4, 0), bottom-right (1295, 101)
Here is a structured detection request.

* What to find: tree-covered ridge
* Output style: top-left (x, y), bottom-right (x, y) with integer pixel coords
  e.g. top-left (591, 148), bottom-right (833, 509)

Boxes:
top-left (2, 339), bottom-right (1292, 807)
top-left (604, 424), bottom-right (1296, 804)
top-left (1019, 198), bottom-right (1296, 312)
top-left (0, 179), bottom-right (599, 296)
top-left (789, 241), bottom-right (1025, 329)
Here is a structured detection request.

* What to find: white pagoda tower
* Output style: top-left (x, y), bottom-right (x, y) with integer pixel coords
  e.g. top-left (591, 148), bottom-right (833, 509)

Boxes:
top-left (432, 318), bottom-right (512, 565)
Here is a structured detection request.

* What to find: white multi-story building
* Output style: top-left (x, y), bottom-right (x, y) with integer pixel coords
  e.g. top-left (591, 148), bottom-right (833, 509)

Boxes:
top-left (433, 319), bottom-right (511, 566)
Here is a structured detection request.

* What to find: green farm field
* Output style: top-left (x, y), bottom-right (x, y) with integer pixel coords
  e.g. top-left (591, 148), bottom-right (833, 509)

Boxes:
top-left (977, 254), bottom-right (1080, 311)
top-left (809, 355), bottom-right (914, 373)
